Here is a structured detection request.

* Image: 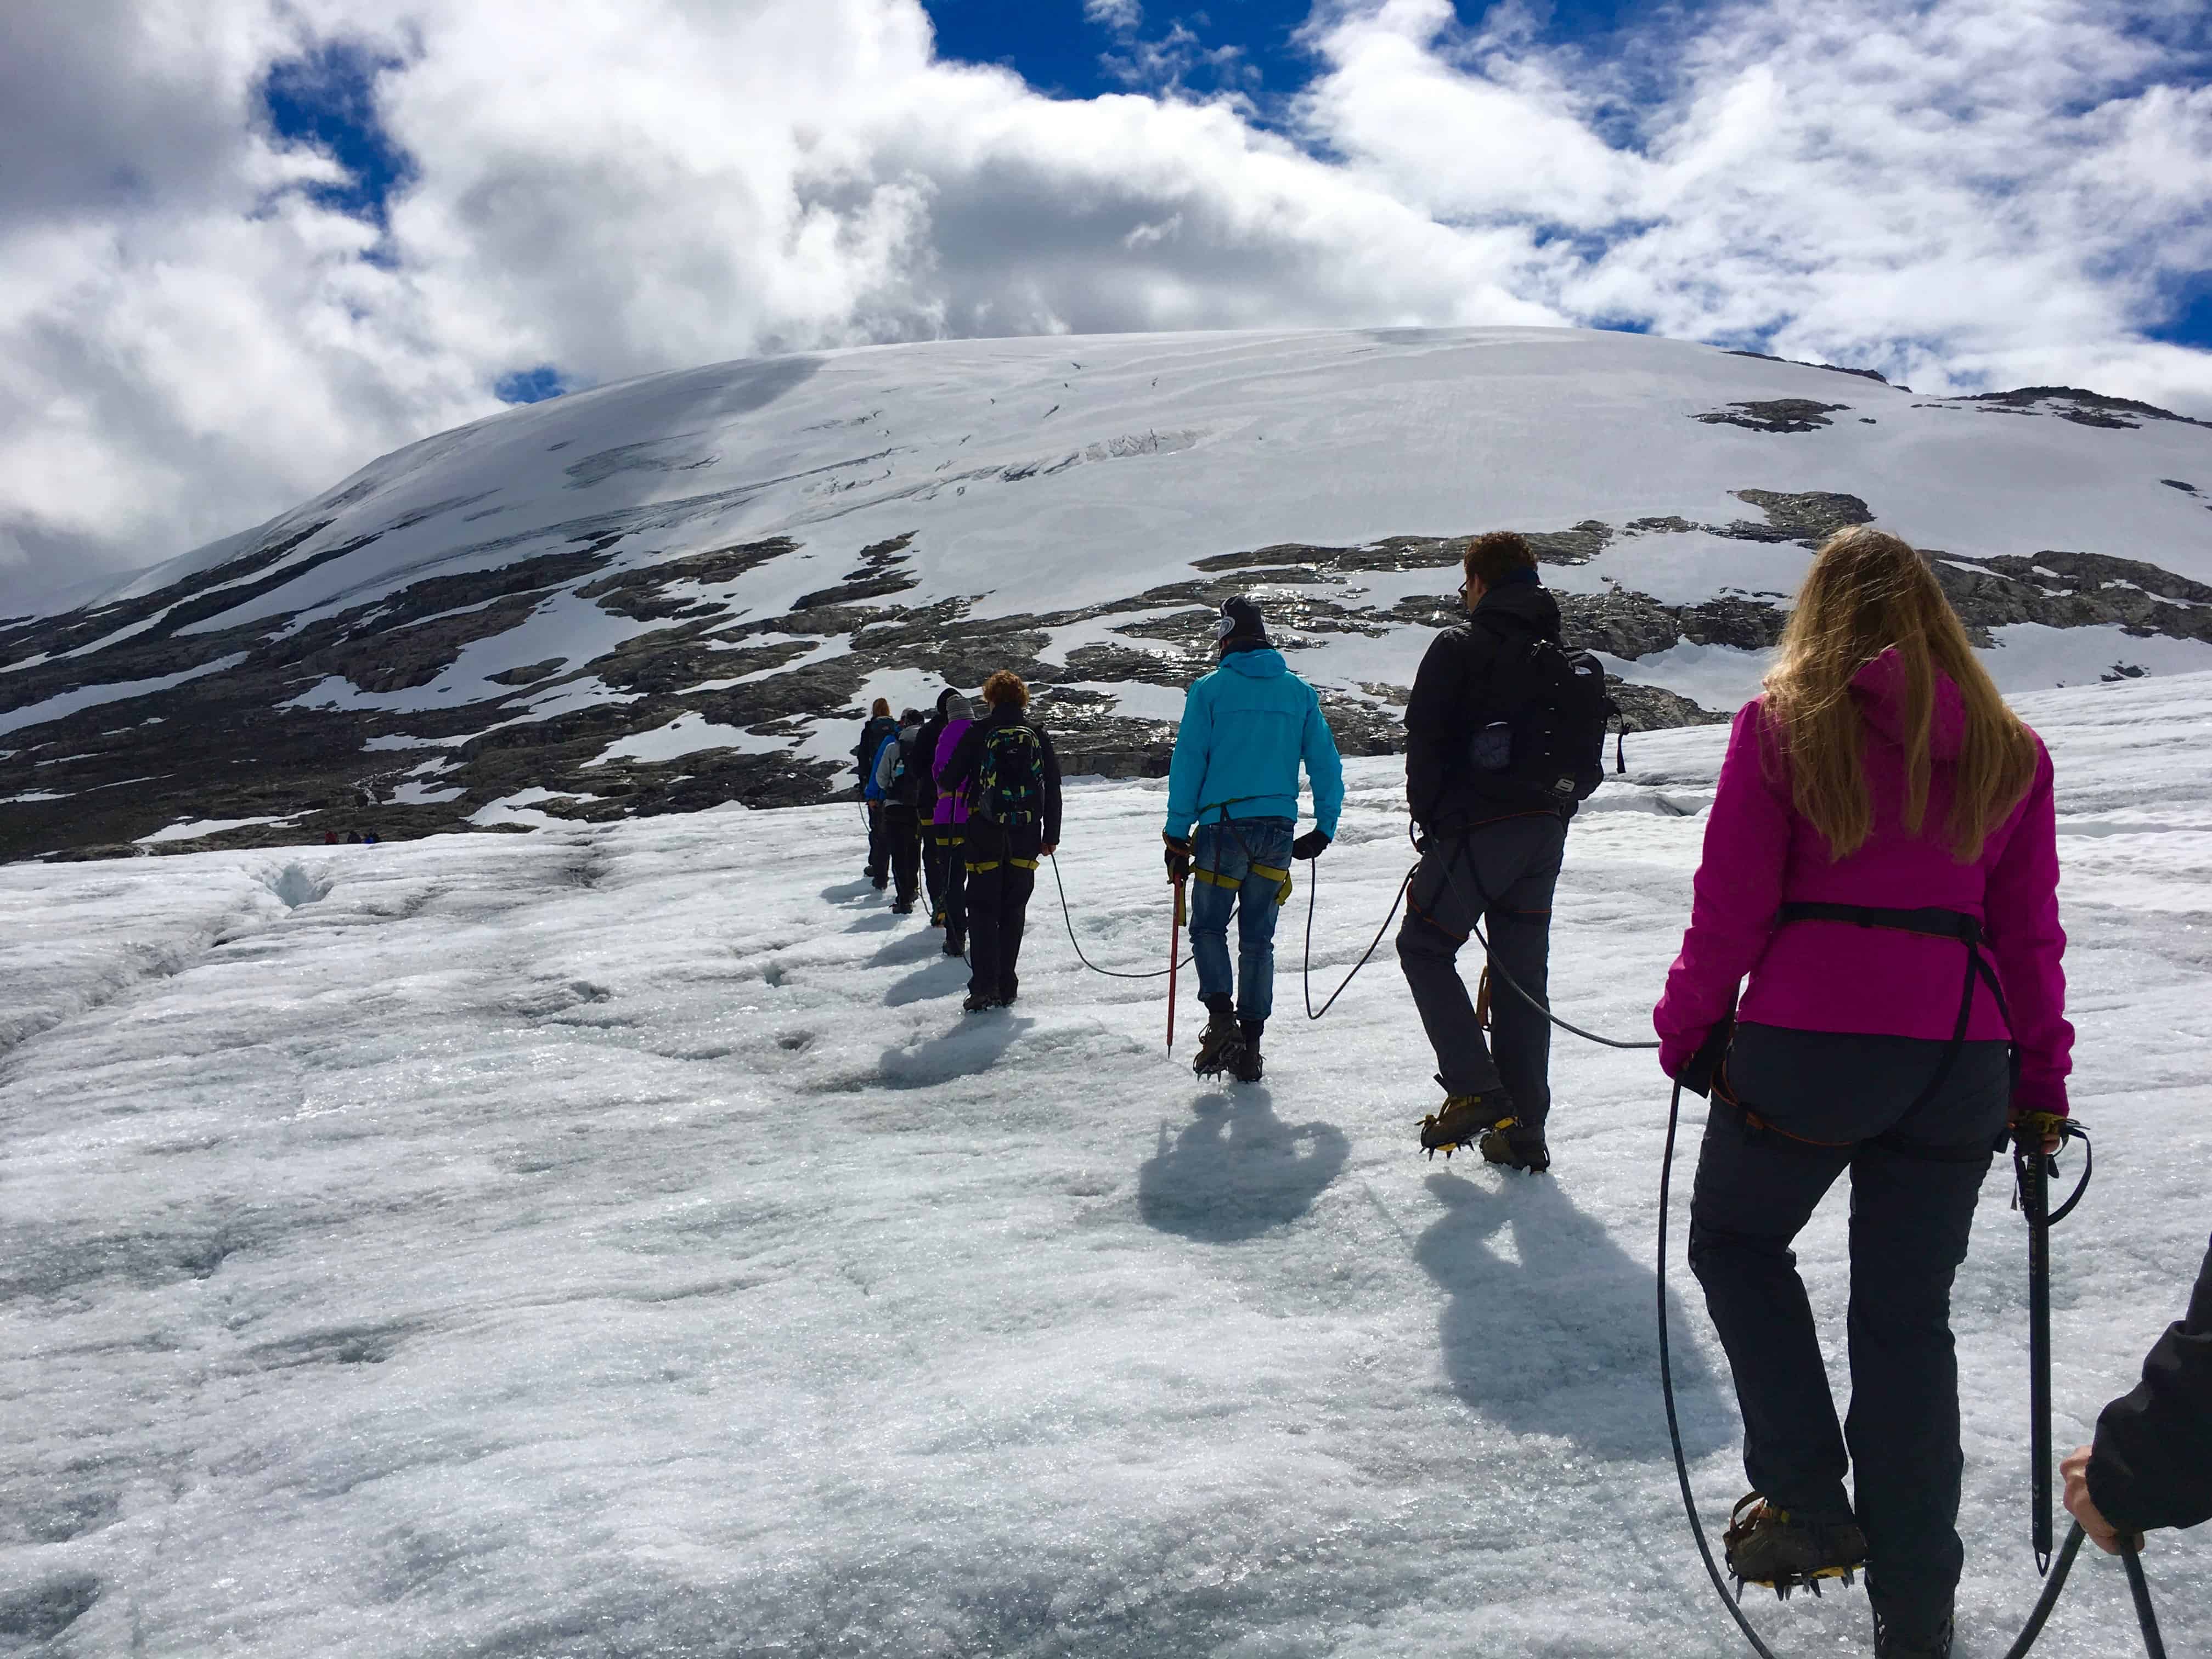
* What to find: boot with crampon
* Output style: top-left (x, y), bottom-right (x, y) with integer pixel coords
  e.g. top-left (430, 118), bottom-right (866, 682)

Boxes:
top-left (1419, 1090), bottom-right (1516, 1160)
top-left (1231, 1018), bottom-right (1264, 1084)
top-left (1479, 1116), bottom-right (1550, 1174)
top-left (1722, 1494), bottom-right (1867, 1600)
top-left (1872, 1607), bottom-right (1953, 1659)
top-left (1192, 996), bottom-right (1246, 1079)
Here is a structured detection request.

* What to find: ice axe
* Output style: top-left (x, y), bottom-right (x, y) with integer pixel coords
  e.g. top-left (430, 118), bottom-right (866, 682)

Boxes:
top-left (2012, 1109), bottom-right (2091, 1574)
top-left (1166, 874), bottom-right (1186, 1053)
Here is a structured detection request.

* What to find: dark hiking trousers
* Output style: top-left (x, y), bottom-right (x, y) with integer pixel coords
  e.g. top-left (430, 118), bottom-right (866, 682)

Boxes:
top-left (1395, 813), bottom-right (1566, 1127)
top-left (884, 806), bottom-right (923, 907)
top-left (1690, 1023), bottom-right (2012, 1646)
top-left (865, 802), bottom-right (889, 881)
top-left (923, 829), bottom-right (947, 918)
top-left (966, 819), bottom-right (1041, 1002)
top-left (933, 828), bottom-right (967, 943)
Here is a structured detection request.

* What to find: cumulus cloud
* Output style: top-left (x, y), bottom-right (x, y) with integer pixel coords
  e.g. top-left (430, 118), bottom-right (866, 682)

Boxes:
top-left (2, 0), bottom-right (2208, 610)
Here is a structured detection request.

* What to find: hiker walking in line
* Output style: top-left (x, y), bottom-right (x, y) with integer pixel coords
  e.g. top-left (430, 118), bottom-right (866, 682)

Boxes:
top-left (915, 687), bottom-right (964, 929)
top-left (855, 697), bottom-right (898, 887)
top-left (938, 672), bottom-right (1061, 1012)
top-left (873, 708), bottom-right (929, 915)
top-left (1652, 527), bottom-right (2072, 1659)
top-left (1402, 531), bottom-right (1612, 1171)
top-left (930, 690), bottom-right (978, 958)
top-left (2062, 1231), bottom-right (2212, 1556)
top-left (1161, 595), bottom-right (1344, 1083)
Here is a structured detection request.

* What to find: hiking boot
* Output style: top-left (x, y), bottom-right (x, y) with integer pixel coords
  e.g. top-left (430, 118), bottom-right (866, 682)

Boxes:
top-left (1723, 1494), bottom-right (1867, 1599)
top-left (1231, 1018), bottom-right (1264, 1084)
top-left (891, 900), bottom-right (914, 914)
top-left (998, 978), bottom-right (1018, 1007)
top-left (1419, 1091), bottom-right (1514, 1160)
top-left (1480, 1118), bottom-right (1550, 1174)
top-left (943, 933), bottom-right (965, 957)
top-left (872, 875), bottom-right (888, 891)
top-left (962, 991), bottom-right (1000, 1013)
top-left (1192, 998), bottom-right (1246, 1079)
top-left (1873, 1608), bottom-right (1953, 1659)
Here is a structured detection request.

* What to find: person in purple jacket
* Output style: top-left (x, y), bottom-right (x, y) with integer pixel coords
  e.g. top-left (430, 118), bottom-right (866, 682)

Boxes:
top-left (930, 692), bottom-right (977, 958)
top-left (1653, 527), bottom-right (2072, 1659)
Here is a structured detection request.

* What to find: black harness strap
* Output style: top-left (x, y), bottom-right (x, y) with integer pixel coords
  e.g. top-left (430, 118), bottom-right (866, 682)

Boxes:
top-left (1773, 901), bottom-right (2017, 1132)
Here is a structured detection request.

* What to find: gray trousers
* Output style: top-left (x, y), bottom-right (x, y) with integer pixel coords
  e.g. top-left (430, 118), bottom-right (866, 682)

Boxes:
top-left (1394, 814), bottom-right (1567, 1125)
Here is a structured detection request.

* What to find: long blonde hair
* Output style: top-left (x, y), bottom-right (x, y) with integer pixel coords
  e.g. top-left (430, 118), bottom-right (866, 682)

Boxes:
top-left (1763, 527), bottom-right (2036, 861)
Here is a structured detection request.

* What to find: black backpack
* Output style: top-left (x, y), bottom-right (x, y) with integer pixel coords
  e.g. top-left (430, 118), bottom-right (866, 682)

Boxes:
top-left (1465, 622), bottom-right (1621, 806)
top-left (971, 722), bottom-right (1045, 826)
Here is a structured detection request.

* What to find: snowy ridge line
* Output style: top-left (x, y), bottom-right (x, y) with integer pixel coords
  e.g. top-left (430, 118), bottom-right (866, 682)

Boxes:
top-left (3, 326), bottom-right (2210, 865)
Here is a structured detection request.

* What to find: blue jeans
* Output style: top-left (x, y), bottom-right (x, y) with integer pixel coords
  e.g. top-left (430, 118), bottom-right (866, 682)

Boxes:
top-left (1187, 817), bottom-right (1294, 1022)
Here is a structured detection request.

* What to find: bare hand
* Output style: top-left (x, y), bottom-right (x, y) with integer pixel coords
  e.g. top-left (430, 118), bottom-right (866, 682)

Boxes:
top-left (1040, 843), bottom-right (1057, 859)
top-left (2061, 1443), bottom-right (2143, 1555)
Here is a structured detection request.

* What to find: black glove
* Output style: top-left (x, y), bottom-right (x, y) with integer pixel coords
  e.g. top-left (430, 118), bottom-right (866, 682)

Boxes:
top-left (1291, 830), bottom-right (1330, 861)
top-left (1163, 836), bottom-right (1191, 883)
top-left (1675, 1012), bottom-right (1736, 1099)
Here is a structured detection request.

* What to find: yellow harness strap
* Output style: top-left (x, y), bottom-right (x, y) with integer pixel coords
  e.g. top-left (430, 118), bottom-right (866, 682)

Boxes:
top-left (1009, 857), bottom-right (1040, 871)
top-left (1193, 862), bottom-right (1293, 904)
top-left (966, 858), bottom-right (1001, 873)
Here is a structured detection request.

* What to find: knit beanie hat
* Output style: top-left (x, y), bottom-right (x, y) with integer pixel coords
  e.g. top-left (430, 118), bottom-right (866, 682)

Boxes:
top-left (1215, 595), bottom-right (1268, 646)
top-left (942, 693), bottom-right (975, 720)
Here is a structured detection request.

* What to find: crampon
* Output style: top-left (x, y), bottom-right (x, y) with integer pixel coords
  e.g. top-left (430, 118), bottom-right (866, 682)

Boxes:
top-left (1722, 1493), bottom-right (1867, 1602)
top-left (1418, 1093), bottom-right (1511, 1160)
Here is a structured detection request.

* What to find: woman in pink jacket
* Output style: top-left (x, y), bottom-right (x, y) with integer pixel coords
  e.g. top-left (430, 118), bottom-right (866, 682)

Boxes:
top-left (930, 693), bottom-right (977, 959)
top-left (1654, 527), bottom-right (2071, 1659)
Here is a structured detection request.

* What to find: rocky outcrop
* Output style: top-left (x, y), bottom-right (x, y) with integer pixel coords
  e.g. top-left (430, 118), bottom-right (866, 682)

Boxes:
top-left (2, 482), bottom-right (2203, 862)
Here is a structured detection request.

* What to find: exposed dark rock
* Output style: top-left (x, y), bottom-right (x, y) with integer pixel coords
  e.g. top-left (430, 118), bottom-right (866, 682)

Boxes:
top-left (1694, 400), bottom-right (1852, 433)
top-left (1724, 350), bottom-right (1899, 387)
top-left (1731, 489), bottom-right (1875, 543)
top-left (1962, 387), bottom-right (2212, 431)
top-left (1610, 680), bottom-right (1733, 730)
top-left (1, 482), bottom-right (2199, 863)
top-left (487, 658), bottom-right (567, 686)
top-left (2162, 479), bottom-right (2199, 493)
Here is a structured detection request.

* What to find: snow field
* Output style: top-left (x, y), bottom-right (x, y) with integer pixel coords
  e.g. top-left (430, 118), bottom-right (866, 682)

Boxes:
top-left (3, 673), bottom-right (2210, 1656)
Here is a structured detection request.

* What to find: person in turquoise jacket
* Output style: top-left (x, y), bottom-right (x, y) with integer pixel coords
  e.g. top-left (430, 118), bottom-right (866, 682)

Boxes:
top-left (1163, 595), bottom-right (1345, 1082)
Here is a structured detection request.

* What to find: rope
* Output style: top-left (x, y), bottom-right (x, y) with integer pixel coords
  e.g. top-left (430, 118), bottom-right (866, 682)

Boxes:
top-left (1047, 853), bottom-right (1190, 980)
top-left (1429, 831), bottom-right (1662, 1051)
top-left (1299, 854), bottom-right (1417, 1020)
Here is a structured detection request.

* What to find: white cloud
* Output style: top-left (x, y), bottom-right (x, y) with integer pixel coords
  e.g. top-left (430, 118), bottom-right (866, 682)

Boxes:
top-left (1, 0), bottom-right (2208, 612)
top-left (1084, 0), bottom-right (1144, 30)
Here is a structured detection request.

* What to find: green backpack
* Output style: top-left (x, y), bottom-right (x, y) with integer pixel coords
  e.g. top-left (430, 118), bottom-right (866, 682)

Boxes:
top-left (973, 723), bottom-right (1044, 827)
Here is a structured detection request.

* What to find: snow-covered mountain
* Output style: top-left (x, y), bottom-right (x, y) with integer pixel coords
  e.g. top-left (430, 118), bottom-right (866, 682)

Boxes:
top-left (4, 671), bottom-right (2207, 1655)
top-left (4, 326), bottom-right (2210, 861)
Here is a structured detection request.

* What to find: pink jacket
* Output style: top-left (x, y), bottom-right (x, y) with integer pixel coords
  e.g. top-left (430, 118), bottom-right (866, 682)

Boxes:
top-left (1654, 653), bottom-right (2072, 1115)
top-left (930, 718), bottom-right (974, 826)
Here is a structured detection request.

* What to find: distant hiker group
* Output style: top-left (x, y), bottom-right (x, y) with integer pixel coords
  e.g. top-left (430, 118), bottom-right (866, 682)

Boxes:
top-left (857, 671), bottom-right (1062, 1012)
top-left (839, 521), bottom-right (2209, 1659)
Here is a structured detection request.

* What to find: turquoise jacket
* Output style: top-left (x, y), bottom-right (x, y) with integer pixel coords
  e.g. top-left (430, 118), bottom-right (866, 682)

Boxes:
top-left (1163, 647), bottom-right (1345, 840)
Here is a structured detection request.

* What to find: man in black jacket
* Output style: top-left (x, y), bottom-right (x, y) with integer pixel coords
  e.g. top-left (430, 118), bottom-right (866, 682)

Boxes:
top-left (938, 671), bottom-right (1062, 1013)
top-left (1397, 531), bottom-right (1571, 1172)
top-left (2062, 1231), bottom-right (2212, 1553)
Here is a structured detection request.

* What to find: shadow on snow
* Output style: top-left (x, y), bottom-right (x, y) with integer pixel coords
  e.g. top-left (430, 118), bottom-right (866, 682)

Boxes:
top-left (877, 1012), bottom-right (1029, 1090)
top-left (1136, 1086), bottom-right (1350, 1243)
top-left (1415, 1170), bottom-right (1735, 1463)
